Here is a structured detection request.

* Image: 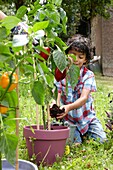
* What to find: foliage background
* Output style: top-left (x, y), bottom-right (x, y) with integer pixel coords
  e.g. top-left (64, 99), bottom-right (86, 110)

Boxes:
top-left (0, 0), bottom-right (113, 39)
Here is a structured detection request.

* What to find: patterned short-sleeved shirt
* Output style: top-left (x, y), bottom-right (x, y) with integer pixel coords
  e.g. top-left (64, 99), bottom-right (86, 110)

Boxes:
top-left (55, 66), bottom-right (97, 135)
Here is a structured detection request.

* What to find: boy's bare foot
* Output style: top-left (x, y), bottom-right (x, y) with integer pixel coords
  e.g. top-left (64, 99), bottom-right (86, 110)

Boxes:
top-left (75, 143), bottom-right (81, 146)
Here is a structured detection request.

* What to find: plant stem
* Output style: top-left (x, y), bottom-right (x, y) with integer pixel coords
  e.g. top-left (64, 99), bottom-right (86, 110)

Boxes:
top-left (47, 104), bottom-right (51, 130)
top-left (36, 104), bottom-right (39, 130)
top-left (42, 106), bottom-right (46, 129)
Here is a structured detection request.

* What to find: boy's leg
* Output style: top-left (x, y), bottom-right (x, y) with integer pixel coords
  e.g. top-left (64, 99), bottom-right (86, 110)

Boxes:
top-left (87, 118), bottom-right (107, 143)
top-left (64, 121), bottom-right (82, 144)
top-left (73, 127), bottom-right (82, 144)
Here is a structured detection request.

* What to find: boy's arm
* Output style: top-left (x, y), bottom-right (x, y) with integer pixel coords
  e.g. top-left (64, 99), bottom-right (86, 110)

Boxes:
top-left (68, 88), bottom-right (90, 110)
top-left (57, 92), bottom-right (61, 106)
top-left (0, 11), bottom-right (7, 20)
top-left (57, 88), bottom-right (90, 119)
top-left (50, 92), bottom-right (61, 108)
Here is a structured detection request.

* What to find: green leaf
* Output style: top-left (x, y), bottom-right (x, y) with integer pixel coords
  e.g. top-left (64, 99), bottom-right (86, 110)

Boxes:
top-left (12, 46), bottom-right (23, 53)
top-left (55, 36), bottom-right (67, 46)
top-left (37, 63), bottom-right (47, 84)
top-left (39, 62), bottom-right (51, 74)
top-left (68, 64), bottom-right (80, 90)
top-left (55, 36), bottom-right (67, 50)
top-left (50, 11), bottom-right (60, 24)
top-left (0, 43), bottom-right (13, 63)
top-left (59, 7), bottom-right (67, 33)
top-left (16, 6), bottom-right (28, 19)
top-left (0, 43), bottom-right (12, 55)
top-left (5, 91), bottom-right (18, 108)
top-left (1, 16), bottom-right (21, 30)
top-left (60, 7), bottom-right (67, 24)
top-left (37, 10), bottom-right (46, 21)
top-left (68, 53), bottom-right (76, 61)
top-left (0, 27), bottom-right (7, 40)
top-left (45, 73), bottom-right (54, 88)
top-left (33, 21), bottom-right (49, 32)
top-left (23, 64), bottom-right (34, 74)
top-left (52, 0), bottom-right (62, 6)
top-left (4, 113), bottom-right (16, 133)
top-left (53, 49), bottom-right (67, 72)
top-left (0, 133), bottom-right (18, 165)
top-left (0, 54), bottom-right (11, 63)
top-left (0, 100), bottom-right (9, 107)
top-left (44, 85), bottom-right (53, 104)
top-left (32, 80), bottom-right (45, 105)
top-left (26, 57), bottom-right (33, 64)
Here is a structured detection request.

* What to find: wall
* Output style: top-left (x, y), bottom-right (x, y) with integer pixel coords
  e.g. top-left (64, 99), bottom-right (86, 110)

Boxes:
top-left (91, 16), bottom-right (102, 58)
top-left (91, 11), bottom-right (113, 77)
top-left (102, 11), bottom-right (113, 77)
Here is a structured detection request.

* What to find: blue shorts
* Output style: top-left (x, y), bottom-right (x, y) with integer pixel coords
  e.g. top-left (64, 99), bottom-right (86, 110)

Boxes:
top-left (73, 118), bottom-right (107, 143)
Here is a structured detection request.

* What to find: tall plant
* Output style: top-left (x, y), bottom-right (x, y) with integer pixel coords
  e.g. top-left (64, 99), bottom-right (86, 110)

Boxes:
top-left (0, 0), bottom-right (80, 168)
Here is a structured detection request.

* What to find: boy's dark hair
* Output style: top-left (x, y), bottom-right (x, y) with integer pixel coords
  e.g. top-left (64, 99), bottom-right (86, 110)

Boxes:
top-left (66, 34), bottom-right (93, 63)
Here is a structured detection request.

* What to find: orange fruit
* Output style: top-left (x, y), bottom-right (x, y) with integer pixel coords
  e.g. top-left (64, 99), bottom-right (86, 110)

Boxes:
top-left (0, 77), bottom-right (1, 86)
top-left (0, 105), bottom-right (8, 114)
top-left (0, 72), bottom-right (18, 91)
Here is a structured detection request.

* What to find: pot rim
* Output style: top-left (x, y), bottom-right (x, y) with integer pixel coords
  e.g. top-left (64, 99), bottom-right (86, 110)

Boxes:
top-left (2, 159), bottom-right (38, 170)
top-left (23, 124), bottom-right (70, 132)
top-left (23, 125), bottom-right (70, 140)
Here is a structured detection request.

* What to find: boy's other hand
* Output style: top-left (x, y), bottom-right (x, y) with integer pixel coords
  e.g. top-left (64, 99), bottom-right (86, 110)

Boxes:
top-left (56, 105), bottom-right (69, 119)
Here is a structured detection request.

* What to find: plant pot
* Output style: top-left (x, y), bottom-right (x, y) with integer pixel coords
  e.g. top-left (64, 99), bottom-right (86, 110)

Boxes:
top-left (67, 125), bottom-right (77, 144)
top-left (23, 125), bottom-right (70, 166)
top-left (2, 159), bottom-right (38, 170)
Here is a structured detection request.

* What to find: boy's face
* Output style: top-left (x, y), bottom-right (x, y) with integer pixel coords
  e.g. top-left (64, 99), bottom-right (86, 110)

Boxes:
top-left (68, 49), bottom-right (87, 68)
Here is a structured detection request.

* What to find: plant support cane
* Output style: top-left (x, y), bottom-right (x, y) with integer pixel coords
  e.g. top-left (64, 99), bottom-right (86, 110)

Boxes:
top-left (33, 57), bottom-right (39, 130)
top-left (0, 119), bottom-right (2, 170)
top-left (15, 68), bottom-right (19, 170)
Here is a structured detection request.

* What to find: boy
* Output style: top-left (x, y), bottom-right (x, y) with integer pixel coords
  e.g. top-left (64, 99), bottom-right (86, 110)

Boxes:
top-left (54, 34), bottom-right (106, 144)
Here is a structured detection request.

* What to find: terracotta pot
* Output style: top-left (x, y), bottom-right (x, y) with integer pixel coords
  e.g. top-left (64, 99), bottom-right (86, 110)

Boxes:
top-left (23, 125), bottom-right (70, 166)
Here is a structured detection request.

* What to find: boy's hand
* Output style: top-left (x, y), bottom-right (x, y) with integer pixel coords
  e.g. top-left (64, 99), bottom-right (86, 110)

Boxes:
top-left (56, 105), bottom-right (70, 119)
top-left (50, 104), bottom-right (65, 118)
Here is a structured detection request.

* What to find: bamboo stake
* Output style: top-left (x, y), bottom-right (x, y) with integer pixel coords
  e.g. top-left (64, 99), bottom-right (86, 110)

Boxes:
top-left (47, 104), bottom-right (51, 130)
top-left (33, 57), bottom-right (39, 130)
top-left (15, 68), bottom-right (19, 170)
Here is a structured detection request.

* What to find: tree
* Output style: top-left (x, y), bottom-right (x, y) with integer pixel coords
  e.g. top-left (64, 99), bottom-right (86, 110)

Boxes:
top-left (62, 0), bottom-right (112, 37)
top-left (0, 0), bottom-right (112, 38)
top-left (0, 0), bottom-right (33, 10)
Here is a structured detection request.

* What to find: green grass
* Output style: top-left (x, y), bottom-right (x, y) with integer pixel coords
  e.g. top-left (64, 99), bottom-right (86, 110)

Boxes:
top-left (18, 74), bottom-right (113, 170)
top-left (93, 75), bottom-right (113, 127)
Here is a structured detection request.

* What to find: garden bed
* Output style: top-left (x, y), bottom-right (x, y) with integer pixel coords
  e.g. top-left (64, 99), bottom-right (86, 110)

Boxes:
top-left (18, 74), bottom-right (113, 170)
